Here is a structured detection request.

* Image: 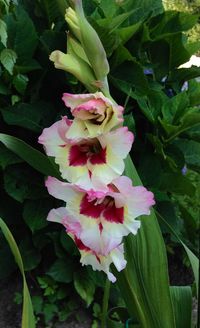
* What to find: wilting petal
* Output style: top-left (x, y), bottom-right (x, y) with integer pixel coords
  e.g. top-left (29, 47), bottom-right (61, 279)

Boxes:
top-left (79, 242), bottom-right (127, 283)
top-left (62, 92), bottom-right (124, 139)
top-left (46, 204), bottom-right (127, 282)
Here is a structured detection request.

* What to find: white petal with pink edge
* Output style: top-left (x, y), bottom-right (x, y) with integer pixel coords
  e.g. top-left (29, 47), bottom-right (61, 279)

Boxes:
top-left (47, 207), bottom-right (68, 223)
top-left (79, 244), bottom-right (126, 283)
top-left (45, 176), bottom-right (82, 204)
top-left (38, 116), bottom-right (72, 154)
top-left (62, 92), bottom-right (124, 139)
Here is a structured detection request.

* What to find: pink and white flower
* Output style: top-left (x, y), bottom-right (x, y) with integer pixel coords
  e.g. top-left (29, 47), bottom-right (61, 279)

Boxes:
top-left (46, 206), bottom-right (126, 283)
top-left (38, 117), bottom-right (133, 190)
top-left (45, 176), bottom-right (155, 256)
top-left (62, 92), bottom-right (124, 139)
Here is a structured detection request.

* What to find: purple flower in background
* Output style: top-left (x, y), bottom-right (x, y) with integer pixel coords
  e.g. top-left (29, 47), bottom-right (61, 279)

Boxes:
top-left (144, 68), bottom-right (153, 75)
top-left (181, 165), bottom-right (187, 175)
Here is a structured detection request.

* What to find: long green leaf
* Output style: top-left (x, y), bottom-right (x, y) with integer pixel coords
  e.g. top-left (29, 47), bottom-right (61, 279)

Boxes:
top-left (0, 133), bottom-right (60, 178)
top-left (170, 286), bottom-right (192, 328)
top-left (115, 155), bottom-right (175, 328)
top-left (0, 218), bottom-right (35, 328)
top-left (156, 210), bottom-right (199, 295)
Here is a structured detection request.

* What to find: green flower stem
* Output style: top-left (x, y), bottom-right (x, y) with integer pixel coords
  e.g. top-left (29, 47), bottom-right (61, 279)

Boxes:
top-left (101, 279), bottom-right (111, 328)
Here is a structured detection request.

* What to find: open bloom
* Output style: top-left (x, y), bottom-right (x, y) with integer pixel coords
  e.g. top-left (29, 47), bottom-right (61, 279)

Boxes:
top-left (45, 176), bottom-right (155, 256)
top-left (38, 116), bottom-right (133, 190)
top-left (47, 207), bottom-right (126, 283)
top-left (62, 92), bottom-right (124, 139)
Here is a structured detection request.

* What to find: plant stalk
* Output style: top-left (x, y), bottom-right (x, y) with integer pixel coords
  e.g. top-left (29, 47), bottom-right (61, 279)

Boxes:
top-left (101, 279), bottom-right (110, 328)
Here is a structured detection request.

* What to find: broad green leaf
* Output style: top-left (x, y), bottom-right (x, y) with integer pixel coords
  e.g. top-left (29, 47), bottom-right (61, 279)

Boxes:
top-left (188, 80), bottom-right (200, 107)
top-left (32, 296), bottom-right (43, 315)
top-left (0, 48), bottom-right (17, 74)
top-left (161, 92), bottom-right (189, 124)
top-left (15, 59), bottom-right (41, 74)
top-left (169, 67), bottom-right (200, 84)
top-left (13, 74), bottom-right (29, 94)
top-left (4, 165), bottom-right (46, 202)
top-left (0, 143), bottom-right (22, 169)
top-left (115, 155), bottom-right (175, 328)
top-left (174, 139), bottom-right (200, 171)
top-left (96, 0), bottom-right (117, 18)
top-left (47, 259), bottom-right (73, 283)
top-left (160, 173), bottom-right (195, 196)
top-left (161, 110), bottom-right (200, 142)
top-left (119, 21), bottom-right (142, 45)
top-left (156, 210), bottom-right (199, 295)
top-left (19, 237), bottom-right (41, 271)
top-left (170, 286), bottom-right (192, 328)
top-left (98, 9), bottom-right (138, 32)
top-left (5, 7), bottom-right (38, 63)
top-left (111, 59), bottom-right (149, 95)
top-left (74, 269), bottom-right (95, 306)
top-left (23, 199), bottom-right (50, 233)
top-left (150, 11), bottom-right (199, 38)
top-left (43, 303), bottom-right (58, 323)
top-left (60, 230), bottom-right (77, 255)
top-left (1, 102), bottom-right (55, 133)
top-left (124, 113), bottom-right (135, 134)
top-left (0, 217), bottom-right (35, 328)
top-left (111, 45), bottom-right (133, 70)
top-left (41, 0), bottom-right (65, 25)
top-left (0, 133), bottom-right (60, 178)
top-left (119, 0), bottom-right (163, 22)
top-left (0, 19), bottom-right (7, 46)
top-left (182, 244), bottom-right (199, 296)
top-left (0, 81), bottom-right (10, 95)
top-left (147, 40), bottom-right (170, 79)
top-left (137, 91), bottom-right (167, 124)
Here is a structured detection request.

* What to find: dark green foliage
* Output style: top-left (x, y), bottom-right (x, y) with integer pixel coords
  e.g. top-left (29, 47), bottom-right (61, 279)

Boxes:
top-left (0, 0), bottom-right (199, 325)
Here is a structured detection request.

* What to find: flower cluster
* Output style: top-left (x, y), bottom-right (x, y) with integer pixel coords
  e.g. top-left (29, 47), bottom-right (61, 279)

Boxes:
top-left (39, 92), bottom-right (155, 282)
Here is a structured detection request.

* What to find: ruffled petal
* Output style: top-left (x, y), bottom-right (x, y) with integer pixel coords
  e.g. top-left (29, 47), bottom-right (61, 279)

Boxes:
top-left (45, 176), bottom-right (82, 203)
top-left (62, 92), bottom-right (124, 139)
top-left (79, 243), bottom-right (126, 283)
top-left (38, 117), bottom-right (71, 156)
top-left (99, 127), bottom-right (134, 158)
top-left (62, 93), bottom-right (94, 110)
top-left (47, 207), bottom-right (68, 223)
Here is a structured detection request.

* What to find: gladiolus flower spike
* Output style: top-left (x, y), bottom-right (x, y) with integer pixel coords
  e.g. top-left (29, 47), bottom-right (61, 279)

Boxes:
top-left (41, 75), bottom-right (155, 282)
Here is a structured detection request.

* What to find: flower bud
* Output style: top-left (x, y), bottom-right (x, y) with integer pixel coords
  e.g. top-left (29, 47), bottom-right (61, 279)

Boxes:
top-left (49, 50), bottom-right (96, 92)
top-left (65, 7), bottom-right (81, 41)
top-left (67, 34), bottom-right (90, 65)
top-left (65, 0), bottom-right (109, 81)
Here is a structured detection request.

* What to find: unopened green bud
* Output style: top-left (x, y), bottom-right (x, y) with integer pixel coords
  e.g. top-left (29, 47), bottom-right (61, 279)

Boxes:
top-left (66, 1), bottom-right (109, 81)
top-left (49, 50), bottom-right (96, 92)
top-left (65, 7), bottom-right (81, 42)
top-left (67, 34), bottom-right (90, 65)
